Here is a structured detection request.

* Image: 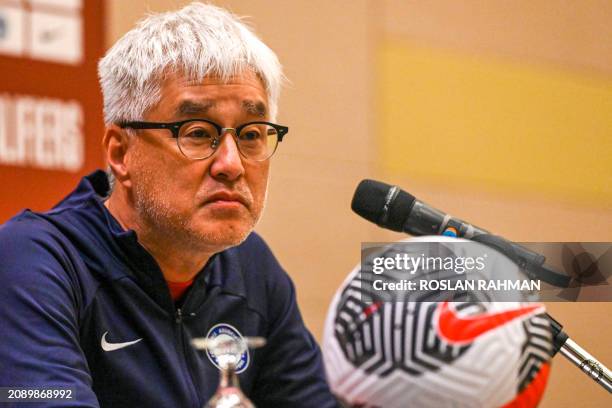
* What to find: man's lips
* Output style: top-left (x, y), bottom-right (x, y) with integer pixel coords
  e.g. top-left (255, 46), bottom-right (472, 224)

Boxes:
top-left (203, 191), bottom-right (249, 208)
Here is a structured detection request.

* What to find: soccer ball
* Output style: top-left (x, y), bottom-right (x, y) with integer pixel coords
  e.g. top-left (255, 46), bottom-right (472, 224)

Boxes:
top-left (323, 237), bottom-right (553, 408)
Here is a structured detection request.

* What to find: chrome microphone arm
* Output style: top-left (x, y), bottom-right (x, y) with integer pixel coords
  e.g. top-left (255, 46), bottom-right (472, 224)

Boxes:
top-left (548, 313), bottom-right (612, 393)
top-left (559, 338), bottom-right (612, 393)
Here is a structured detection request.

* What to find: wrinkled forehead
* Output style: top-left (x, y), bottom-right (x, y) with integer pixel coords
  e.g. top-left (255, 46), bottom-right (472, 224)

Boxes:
top-left (147, 70), bottom-right (270, 120)
top-left (157, 68), bottom-right (269, 117)
top-left (159, 65), bottom-right (268, 95)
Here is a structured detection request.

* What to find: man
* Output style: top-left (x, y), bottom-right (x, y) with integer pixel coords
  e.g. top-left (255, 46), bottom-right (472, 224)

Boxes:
top-left (0, 3), bottom-right (338, 407)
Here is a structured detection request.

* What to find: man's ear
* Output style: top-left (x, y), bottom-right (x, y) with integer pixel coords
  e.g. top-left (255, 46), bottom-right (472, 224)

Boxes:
top-left (103, 124), bottom-right (132, 188)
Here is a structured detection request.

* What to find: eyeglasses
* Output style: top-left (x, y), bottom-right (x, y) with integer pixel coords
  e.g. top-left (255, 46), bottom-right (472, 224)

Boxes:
top-left (118, 119), bottom-right (289, 161)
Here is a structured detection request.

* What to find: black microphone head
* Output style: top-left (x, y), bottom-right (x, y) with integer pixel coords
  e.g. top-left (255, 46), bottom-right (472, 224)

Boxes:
top-left (351, 179), bottom-right (416, 232)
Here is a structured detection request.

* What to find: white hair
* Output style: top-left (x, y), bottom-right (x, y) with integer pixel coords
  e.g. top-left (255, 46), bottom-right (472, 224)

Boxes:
top-left (98, 2), bottom-right (283, 125)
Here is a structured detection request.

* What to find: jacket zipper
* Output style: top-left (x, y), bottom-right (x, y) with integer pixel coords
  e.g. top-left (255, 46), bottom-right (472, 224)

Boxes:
top-left (175, 307), bottom-right (200, 407)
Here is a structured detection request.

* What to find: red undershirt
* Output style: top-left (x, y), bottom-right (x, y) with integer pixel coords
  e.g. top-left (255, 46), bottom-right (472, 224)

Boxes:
top-left (167, 279), bottom-right (194, 301)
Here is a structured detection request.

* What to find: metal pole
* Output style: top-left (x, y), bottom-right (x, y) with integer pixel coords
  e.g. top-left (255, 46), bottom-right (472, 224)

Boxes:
top-left (559, 338), bottom-right (612, 393)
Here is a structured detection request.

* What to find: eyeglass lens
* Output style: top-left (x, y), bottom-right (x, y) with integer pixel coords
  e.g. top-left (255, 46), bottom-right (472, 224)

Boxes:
top-left (177, 121), bottom-right (278, 160)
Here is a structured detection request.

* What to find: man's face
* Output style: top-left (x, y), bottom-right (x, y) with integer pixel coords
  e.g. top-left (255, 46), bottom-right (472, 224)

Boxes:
top-left (126, 70), bottom-right (271, 253)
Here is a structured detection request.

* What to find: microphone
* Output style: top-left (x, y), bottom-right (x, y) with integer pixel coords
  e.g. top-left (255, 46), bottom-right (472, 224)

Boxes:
top-left (351, 179), bottom-right (547, 273)
top-left (351, 178), bottom-right (612, 394)
top-left (351, 179), bottom-right (486, 237)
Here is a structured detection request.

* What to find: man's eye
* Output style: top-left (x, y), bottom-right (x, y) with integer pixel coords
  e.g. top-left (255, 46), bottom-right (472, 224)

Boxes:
top-left (240, 130), bottom-right (262, 141)
top-left (184, 127), bottom-right (212, 139)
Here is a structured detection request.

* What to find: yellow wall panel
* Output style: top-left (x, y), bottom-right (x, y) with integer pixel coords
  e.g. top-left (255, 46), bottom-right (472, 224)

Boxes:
top-left (379, 40), bottom-right (612, 205)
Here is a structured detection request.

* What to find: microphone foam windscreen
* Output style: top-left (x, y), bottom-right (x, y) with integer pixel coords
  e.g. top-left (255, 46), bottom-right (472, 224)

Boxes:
top-left (351, 179), bottom-right (415, 232)
top-left (351, 179), bottom-right (389, 223)
top-left (385, 188), bottom-right (415, 231)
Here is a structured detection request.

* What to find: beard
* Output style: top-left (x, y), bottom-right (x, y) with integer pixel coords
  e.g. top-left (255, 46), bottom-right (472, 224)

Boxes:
top-left (130, 165), bottom-right (262, 255)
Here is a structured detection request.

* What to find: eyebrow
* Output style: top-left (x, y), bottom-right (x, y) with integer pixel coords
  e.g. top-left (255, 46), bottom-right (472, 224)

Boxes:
top-left (242, 100), bottom-right (267, 118)
top-left (175, 100), bottom-right (215, 117)
top-left (174, 99), bottom-right (268, 119)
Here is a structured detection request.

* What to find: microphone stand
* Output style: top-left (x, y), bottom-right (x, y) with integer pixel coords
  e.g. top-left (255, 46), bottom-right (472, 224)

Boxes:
top-left (548, 314), bottom-right (612, 393)
top-left (462, 231), bottom-right (612, 393)
top-left (352, 179), bottom-right (611, 392)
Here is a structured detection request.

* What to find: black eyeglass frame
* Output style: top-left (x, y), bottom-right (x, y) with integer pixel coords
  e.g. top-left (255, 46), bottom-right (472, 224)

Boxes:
top-left (118, 119), bottom-right (289, 161)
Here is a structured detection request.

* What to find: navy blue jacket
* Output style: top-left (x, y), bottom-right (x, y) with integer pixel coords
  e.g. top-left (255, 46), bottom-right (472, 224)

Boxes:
top-left (0, 171), bottom-right (338, 407)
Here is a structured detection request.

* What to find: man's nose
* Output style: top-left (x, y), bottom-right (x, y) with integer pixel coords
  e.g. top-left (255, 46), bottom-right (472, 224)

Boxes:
top-left (209, 132), bottom-right (245, 181)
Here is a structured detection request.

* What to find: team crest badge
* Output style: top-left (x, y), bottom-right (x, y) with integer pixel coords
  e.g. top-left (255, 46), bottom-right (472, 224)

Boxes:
top-left (205, 323), bottom-right (250, 373)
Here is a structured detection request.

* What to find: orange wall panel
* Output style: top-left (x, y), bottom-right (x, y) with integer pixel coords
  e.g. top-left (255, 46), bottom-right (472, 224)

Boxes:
top-left (0, 0), bottom-right (105, 221)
